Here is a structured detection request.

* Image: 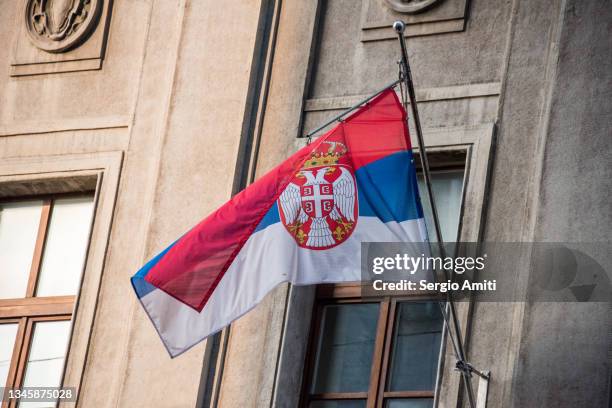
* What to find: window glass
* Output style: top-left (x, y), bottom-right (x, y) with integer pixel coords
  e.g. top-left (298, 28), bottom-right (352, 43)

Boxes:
top-left (387, 302), bottom-right (443, 391)
top-left (36, 197), bottom-right (94, 297)
top-left (417, 170), bottom-right (464, 242)
top-left (0, 323), bottom-right (19, 392)
top-left (21, 320), bottom-right (71, 395)
top-left (310, 401), bottom-right (367, 408)
top-left (311, 303), bottom-right (379, 393)
top-left (385, 398), bottom-right (433, 408)
top-left (0, 201), bottom-right (42, 299)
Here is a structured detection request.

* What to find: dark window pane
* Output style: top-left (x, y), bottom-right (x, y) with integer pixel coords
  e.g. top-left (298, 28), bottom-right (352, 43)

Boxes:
top-left (310, 401), bottom-right (367, 408)
top-left (387, 302), bottom-right (443, 391)
top-left (311, 303), bottom-right (379, 393)
top-left (385, 398), bottom-right (433, 408)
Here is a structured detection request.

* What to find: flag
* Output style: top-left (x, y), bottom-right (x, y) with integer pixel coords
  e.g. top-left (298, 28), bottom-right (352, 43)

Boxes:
top-left (131, 88), bottom-right (427, 357)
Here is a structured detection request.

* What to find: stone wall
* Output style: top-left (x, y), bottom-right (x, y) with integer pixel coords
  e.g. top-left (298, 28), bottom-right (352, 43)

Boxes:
top-left (0, 0), bottom-right (609, 407)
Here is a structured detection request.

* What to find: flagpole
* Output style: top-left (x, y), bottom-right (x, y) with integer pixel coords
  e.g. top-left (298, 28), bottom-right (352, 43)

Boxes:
top-left (392, 20), bottom-right (483, 408)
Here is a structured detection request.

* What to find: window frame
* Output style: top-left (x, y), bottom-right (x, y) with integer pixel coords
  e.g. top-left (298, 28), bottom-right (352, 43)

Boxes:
top-left (0, 150), bottom-right (123, 407)
top-left (304, 294), bottom-right (386, 404)
top-left (0, 193), bottom-right (94, 408)
top-left (300, 155), bottom-right (470, 408)
top-left (302, 288), bottom-right (447, 408)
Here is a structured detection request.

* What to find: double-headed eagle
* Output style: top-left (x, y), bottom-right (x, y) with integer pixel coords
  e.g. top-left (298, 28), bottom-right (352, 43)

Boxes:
top-left (279, 166), bottom-right (356, 248)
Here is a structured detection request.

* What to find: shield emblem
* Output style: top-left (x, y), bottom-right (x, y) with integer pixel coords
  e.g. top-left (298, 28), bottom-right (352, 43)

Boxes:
top-left (277, 140), bottom-right (358, 250)
top-left (300, 179), bottom-right (335, 219)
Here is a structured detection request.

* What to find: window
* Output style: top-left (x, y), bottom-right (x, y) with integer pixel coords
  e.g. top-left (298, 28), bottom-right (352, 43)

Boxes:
top-left (0, 195), bottom-right (94, 407)
top-left (304, 297), bottom-right (444, 408)
top-left (302, 166), bottom-right (465, 408)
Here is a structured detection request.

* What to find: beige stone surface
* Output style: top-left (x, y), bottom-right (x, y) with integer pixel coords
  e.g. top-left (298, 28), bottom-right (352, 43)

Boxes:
top-left (215, 1), bottom-right (322, 406)
top-left (0, 0), bottom-right (262, 407)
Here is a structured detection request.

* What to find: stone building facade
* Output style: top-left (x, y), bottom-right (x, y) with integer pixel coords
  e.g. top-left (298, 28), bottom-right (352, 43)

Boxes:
top-left (0, 0), bottom-right (609, 407)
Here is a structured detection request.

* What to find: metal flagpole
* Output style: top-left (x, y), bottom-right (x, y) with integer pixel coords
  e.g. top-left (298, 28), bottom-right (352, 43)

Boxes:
top-left (392, 20), bottom-right (488, 408)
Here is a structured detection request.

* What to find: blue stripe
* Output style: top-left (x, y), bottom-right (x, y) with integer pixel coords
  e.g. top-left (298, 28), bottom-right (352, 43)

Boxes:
top-left (254, 201), bottom-right (280, 232)
top-left (356, 150), bottom-right (423, 222)
top-left (131, 241), bottom-right (177, 298)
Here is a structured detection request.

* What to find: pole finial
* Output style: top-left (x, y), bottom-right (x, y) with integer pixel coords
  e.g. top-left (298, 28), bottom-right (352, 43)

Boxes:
top-left (392, 20), bottom-right (405, 34)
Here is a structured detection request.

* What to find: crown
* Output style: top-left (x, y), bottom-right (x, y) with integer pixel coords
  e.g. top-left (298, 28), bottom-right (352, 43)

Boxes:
top-left (302, 151), bottom-right (341, 169)
top-left (302, 141), bottom-right (347, 169)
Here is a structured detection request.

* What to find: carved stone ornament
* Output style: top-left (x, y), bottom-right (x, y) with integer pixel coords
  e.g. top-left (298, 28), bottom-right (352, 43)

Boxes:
top-left (24, 0), bottom-right (102, 53)
top-left (384, 0), bottom-right (444, 14)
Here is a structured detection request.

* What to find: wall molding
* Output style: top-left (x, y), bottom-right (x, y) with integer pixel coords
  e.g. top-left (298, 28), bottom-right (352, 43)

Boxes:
top-left (0, 115), bottom-right (130, 137)
top-left (304, 82), bottom-right (501, 113)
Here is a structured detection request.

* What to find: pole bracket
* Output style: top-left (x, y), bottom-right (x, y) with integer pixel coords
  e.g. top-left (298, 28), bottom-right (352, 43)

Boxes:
top-left (454, 360), bottom-right (490, 380)
top-left (454, 360), bottom-right (491, 408)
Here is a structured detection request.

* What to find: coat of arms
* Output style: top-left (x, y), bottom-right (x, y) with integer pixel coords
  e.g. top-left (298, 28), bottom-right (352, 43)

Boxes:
top-left (25, 0), bottom-right (102, 53)
top-left (278, 141), bottom-right (358, 249)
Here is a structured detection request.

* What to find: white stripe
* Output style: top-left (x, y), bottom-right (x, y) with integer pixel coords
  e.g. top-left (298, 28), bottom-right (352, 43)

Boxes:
top-left (140, 217), bottom-right (427, 357)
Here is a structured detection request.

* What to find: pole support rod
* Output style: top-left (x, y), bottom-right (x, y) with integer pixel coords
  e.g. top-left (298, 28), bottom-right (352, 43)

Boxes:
top-left (299, 78), bottom-right (402, 139)
top-left (393, 20), bottom-right (478, 408)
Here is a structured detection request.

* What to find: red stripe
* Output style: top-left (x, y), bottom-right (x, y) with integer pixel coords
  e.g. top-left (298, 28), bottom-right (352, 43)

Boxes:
top-left (144, 131), bottom-right (333, 311)
top-left (343, 89), bottom-right (410, 170)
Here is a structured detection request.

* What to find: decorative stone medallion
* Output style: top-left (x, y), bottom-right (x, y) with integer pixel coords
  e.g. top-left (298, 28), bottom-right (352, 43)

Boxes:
top-left (384, 0), bottom-right (444, 14)
top-left (24, 0), bottom-right (102, 53)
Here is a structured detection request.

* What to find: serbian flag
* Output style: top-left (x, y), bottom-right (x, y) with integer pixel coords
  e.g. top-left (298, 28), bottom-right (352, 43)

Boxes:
top-left (131, 88), bottom-right (427, 357)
